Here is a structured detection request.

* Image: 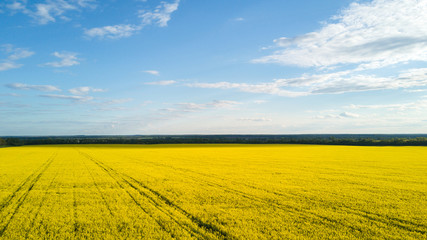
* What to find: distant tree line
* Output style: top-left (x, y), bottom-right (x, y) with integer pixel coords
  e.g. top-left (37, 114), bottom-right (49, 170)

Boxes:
top-left (1, 135), bottom-right (427, 146)
top-left (0, 138), bottom-right (24, 146)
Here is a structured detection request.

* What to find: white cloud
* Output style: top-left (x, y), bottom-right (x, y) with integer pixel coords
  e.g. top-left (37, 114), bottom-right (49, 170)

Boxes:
top-left (74, 0), bottom-right (95, 8)
top-left (145, 80), bottom-right (176, 85)
top-left (33, 1), bottom-right (75, 24)
top-left (347, 100), bottom-right (427, 111)
top-left (6, 83), bottom-right (61, 92)
top-left (0, 62), bottom-right (21, 71)
top-left (3, 0), bottom-right (96, 24)
top-left (0, 93), bottom-right (21, 97)
top-left (2, 44), bottom-right (35, 60)
top-left (0, 44), bottom-right (34, 71)
top-left (189, 68), bottom-right (427, 97)
top-left (8, 49), bottom-right (34, 60)
top-left (69, 86), bottom-right (106, 95)
top-left (239, 117), bottom-right (272, 122)
top-left (84, 24), bottom-right (142, 39)
top-left (339, 112), bottom-right (359, 118)
top-left (404, 89), bottom-right (427, 93)
top-left (138, 0), bottom-right (179, 27)
top-left (315, 112), bottom-right (360, 119)
top-left (171, 100), bottom-right (240, 113)
top-left (6, 1), bottom-right (26, 11)
top-left (207, 100), bottom-right (240, 109)
top-left (176, 103), bottom-right (206, 111)
top-left (143, 70), bottom-right (160, 76)
top-left (85, 0), bottom-right (179, 39)
top-left (234, 17), bottom-right (245, 21)
top-left (254, 0), bottom-right (427, 70)
top-left (40, 94), bottom-right (93, 102)
top-left (101, 98), bottom-right (132, 105)
top-left (44, 51), bottom-right (79, 67)
top-left (188, 81), bottom-right (308, 97)
top-left (187, 0), bottom-right (427, 99)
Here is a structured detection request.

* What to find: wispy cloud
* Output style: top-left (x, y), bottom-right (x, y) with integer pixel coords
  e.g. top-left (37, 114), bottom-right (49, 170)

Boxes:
top-left (84, 24), bottom-right (142, 39)
top-left (175, 103), bottom-right (206, 111)
top-left (188, 81), bottom-right (308, 97)
top-left (207, 100), bottom-right (240, 109)
top-left (3, 0), bottom-right (96, 24)
top-left (0, 44), bottom-right (34, 71)
top-left (69, 86), bottom-right (105, 95)
top-left (43, 51), bottom-right (79, 67)
top-left (187, 0), bottom-right (427, 99)
top-left (0, 62), bottom-right (21, 71)
top-left (404, 89), bottom-right (427, 93)
top-left (346, 100), bottom-right (427, 111)
top-left (40, 94), bottom-right (93, 102)
top-left (189, 68), bottom-right (427, 97)
top-left (138, 0), bottom-right (180, 27)
top-left (175, 100), bottom-right (240, 112)
top-left (239, 117), bottom-right (272, 122)
top-left (0, 93), bottom-right (21, 97)
top-left (339, 112), bottom-right (359, 118)
top-left (254, 0), bottom-right (427, 70)
top-left (6, 83), bottom-right (61, 92)
top-left (160, 100), bottom-right (241, 117)
top-left (6, 1), bottom-right (26, 11)
top-left (143, 70), bottom-right (160, 76)
top-left (3, 44), bottom-right (35, 60)
top-left (316, 112), bottom-right (360, 119)
top-left (100, 98), bottom-right (132, 105)
top-left (85, 0), bottom-right (179, 39)
top-left (145, 80), bottom-right (176, 85)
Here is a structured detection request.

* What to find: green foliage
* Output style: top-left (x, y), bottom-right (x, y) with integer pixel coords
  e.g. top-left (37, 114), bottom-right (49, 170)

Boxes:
top-left (5, 138), bottom-right (23, 146)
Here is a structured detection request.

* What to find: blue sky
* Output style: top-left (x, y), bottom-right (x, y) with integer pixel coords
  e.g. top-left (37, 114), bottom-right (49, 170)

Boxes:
top-left (1, 0), bottom-right (427, 135)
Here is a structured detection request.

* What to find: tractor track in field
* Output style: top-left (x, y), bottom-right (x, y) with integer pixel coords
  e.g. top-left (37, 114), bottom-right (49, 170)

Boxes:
top-left (24, 169), bottom-right (60, 239)
top-left (0, 153), bottom-right (56, 237)
top-left (91, 152), bottom-right (357, 235)
top-left (82, 160), bottom-right (115, 218)
top-left (107, 154), bottom-right (344, 230)
top-left (78, 151), bottom-right (208, 239)
top-left (123, 175), bottom-right (231, 240)
top-left (0, 153), bottom-right (54, 213)
top-left (118, 153), bottom-right (426, 236)
top-left (172, 167), bottom-right (426, 236)
top-left (73, 181), bottom-right (78, 235)
top-left (78, 150), bottom-right (233, 240)
top-left (109, 152), bottom-right (306, 201)
top-left (77, 151), bottom-right (177, 239)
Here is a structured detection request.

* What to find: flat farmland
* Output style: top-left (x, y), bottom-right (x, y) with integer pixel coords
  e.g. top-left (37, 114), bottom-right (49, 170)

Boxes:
top-left (0, 144), bottom-right (426, 239)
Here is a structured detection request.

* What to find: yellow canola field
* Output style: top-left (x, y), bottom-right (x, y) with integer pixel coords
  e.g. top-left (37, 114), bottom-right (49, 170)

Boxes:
top-left (0, 144), bottom-right (426, 239)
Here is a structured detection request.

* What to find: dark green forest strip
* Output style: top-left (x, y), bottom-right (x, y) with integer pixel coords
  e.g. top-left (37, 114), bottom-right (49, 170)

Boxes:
top-left (2, 134), bottom-right (427, 146)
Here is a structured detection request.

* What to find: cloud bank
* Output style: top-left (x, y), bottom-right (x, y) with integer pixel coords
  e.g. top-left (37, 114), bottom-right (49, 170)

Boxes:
top-left (190, 0), bottom-right (427, 97)
top-left (253, 0), bottom-right (427, 70)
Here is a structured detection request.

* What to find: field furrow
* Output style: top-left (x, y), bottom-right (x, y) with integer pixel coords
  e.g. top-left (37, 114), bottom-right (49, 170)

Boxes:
top-left (24, 169), bottom-right (60, 239)
top-left (78, 149), bottom-right (221, 239)
top-left (0, 153), bottom-right (56, 237)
